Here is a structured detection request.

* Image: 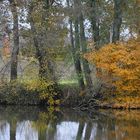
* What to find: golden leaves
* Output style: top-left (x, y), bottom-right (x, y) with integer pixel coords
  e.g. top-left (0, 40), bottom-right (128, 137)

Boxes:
top-left (85, 37), bottom-right (140, 95)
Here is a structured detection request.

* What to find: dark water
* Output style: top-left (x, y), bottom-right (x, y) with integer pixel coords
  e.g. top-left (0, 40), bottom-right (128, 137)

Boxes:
top-left (0, 106), bottom-right (140, 140)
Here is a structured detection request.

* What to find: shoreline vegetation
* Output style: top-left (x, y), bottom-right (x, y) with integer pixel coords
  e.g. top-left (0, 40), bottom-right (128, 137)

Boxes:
top-left (0, 80), bottom-right (140, 110)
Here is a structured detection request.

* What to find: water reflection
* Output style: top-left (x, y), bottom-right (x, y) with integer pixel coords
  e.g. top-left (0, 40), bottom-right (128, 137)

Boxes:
top-left (0, 121), bottom-right (10, 140)
top-left (56, 122), bottom-right (79, 140)
top-left (0, 107), bottom-right (140, 140)
top-left (16, 121), bottom-right (38, 140)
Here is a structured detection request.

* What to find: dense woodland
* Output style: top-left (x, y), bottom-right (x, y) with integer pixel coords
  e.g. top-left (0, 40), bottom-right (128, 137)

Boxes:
top-left (0, 0), bottom-right (140, 109)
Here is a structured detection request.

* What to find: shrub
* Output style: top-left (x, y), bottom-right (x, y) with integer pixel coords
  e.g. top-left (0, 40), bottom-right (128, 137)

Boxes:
top-left (0, 79), bottom-right (61, 106)
top-left (85, 38), bottom-right (140, 96)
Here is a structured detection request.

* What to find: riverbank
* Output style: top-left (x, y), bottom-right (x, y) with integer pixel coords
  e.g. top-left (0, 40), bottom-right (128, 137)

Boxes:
top-left (98, 98), bottom-right (140, 109)
top-left (0, 81), bottom-right (140, 109)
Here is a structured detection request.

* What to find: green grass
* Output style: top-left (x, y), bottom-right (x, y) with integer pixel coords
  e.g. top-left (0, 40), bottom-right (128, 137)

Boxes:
top-left (59, 79), bottom-right (78, 85)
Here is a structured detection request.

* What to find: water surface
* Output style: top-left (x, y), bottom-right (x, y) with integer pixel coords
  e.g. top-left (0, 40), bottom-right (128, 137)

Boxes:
top-left (0, 106), bottom-right (140, 140)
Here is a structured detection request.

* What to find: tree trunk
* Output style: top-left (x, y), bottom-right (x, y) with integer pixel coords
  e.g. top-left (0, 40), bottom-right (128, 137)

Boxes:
top-left (67, 0), bottom-right (85, 90)
top-left (79, 13), bottom-right (93, 92)
top-left (112, 0), bottom-right (123, 43)
top-left (90, 0), bottom-right (100, 49)
top-left (9, 0), bottom-right (19, 80)
top-left (29, 2), bottom-right (56, 82)
top-left (74, 18), bottom-right (86, 90)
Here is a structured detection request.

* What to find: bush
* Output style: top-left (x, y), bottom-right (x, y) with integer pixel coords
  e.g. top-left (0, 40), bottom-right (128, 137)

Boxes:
top-left (85, 37), bottom-right (140, 97)
top-left (0, 79), bottom-right (61, 106)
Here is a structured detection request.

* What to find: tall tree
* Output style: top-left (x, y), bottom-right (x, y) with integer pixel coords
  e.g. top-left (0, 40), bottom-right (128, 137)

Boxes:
top-left (89, 0), bottom-right (100, 48)
top-left (67, 0), bottom-right (85, 90)
top-left (79, 14), bottom-right (93, 92)
top-left (112, 0), bottom-right (123, 42)
top-left (29, 0), bottom-right (56, 82)
top-left (9, 0), bottom-right (19, 80)
top-left (78, 0), bottom-right (93, 92)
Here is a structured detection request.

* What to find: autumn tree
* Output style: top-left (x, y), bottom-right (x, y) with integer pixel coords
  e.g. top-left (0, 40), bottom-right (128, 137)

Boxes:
top-left (85, 37), bottom-right (140, 97)
top-left (28, 0), bottom-right (64, 83)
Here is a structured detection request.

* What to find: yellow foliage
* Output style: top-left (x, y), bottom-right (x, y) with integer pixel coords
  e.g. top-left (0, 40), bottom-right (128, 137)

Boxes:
top-left (85, 37), bottom-right (140, 95)
top-left (20, 79), bottom-right (60, 106)
top-left (55, 99), bottom-right (60, 105)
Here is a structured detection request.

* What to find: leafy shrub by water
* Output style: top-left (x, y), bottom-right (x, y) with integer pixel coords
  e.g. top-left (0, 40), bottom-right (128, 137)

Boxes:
top-left (0, 79), bottom-right (61, 106)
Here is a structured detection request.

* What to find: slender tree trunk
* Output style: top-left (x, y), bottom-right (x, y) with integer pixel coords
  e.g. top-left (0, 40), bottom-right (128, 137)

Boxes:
top-left (67, 0), bottom-right (85, 90)
top-left (112, 0), bottom-right (123, 43)
top-left (90, 0), bottom-right (100, 48)
top-left (9, 0), bottom-right (19, 80)
top-left (79, 13), bottom-right (93, 91)
top-left (74, 18), bottom-right (86, 90)
top-left (89, 0), bottom-right (102, 97)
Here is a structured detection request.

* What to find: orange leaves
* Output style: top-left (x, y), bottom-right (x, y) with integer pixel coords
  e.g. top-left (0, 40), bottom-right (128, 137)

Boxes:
top-left (85, 38), bottom-right (140, 95)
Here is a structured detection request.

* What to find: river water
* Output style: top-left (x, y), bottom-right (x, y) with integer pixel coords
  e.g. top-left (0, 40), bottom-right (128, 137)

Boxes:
top-left (0, 106), bottom-right (140, 140)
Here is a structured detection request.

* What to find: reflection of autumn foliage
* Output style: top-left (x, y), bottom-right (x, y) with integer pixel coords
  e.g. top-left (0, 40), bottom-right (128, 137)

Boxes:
top-left (99, 110), bottom-right (140, 140)
top-left (32, 107), bottom-right (59, 133)
top-left (85, 38), bottom-right (140, 96)
top-left (113, 110), bottom-right (140, 140)
top-left (119, 123), bottom-right (140, 140)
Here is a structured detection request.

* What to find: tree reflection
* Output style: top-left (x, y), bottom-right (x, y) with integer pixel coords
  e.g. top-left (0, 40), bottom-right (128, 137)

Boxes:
top-left (16, 121), bottom-right (38, 140)
top-left (76, 122), bottom-right (85, 140)
top-left (0, 121), bottom-right (10, 140)
top-left (84, 122), bottom-right (92, 140)
top-left (46, 122), bottom-right (57, 140)
top-left (0, 107), bottom-right (140, 140)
